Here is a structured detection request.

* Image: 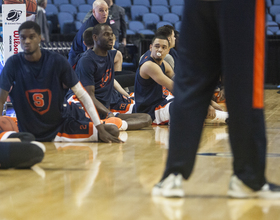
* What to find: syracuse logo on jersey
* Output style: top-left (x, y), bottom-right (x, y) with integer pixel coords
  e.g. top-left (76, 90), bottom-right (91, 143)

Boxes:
top-left (25, 89), bottom-right (52, 115)
top-left (100, 68), bottom-right (112, 88)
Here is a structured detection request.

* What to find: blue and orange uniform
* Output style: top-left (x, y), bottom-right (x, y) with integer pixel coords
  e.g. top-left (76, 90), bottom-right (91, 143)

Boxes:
top-left (0, 49), bottom-right (98, 142)
top-left (75, 49), bottom-right (117, 110)
top-left (134, 52), bottom-right (174, 125)
top-left (110, 89), bottom-right (135, 114)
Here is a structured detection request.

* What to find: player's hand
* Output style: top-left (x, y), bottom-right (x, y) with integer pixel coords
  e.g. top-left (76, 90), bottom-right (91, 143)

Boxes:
top-left (207, 105), bottom-right (216, 119)
top-left (96, 124), bottom-right (122, 143)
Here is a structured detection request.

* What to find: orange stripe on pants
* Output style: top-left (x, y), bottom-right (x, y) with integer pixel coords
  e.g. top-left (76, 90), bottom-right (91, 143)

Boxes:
top-left (253, 0), bottom-right (265, 109)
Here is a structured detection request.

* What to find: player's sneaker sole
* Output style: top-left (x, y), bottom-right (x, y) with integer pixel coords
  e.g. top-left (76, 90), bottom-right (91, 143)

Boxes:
top-left (152, 173), bottom-right (184, 198)
top-left (227, 175), bottom-right (280, 199)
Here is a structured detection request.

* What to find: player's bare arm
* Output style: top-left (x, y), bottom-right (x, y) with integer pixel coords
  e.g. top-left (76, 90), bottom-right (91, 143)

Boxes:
top-left (140, 61), bottom-right (174, 92)
top-left (114, 79), bottom-right (130, 97)
top-left (114, 50), bottom-right (123, 72)
top-left (84, 84), bottom-right (114, 118)
top-left (162, 60), bottom-right (174, 79)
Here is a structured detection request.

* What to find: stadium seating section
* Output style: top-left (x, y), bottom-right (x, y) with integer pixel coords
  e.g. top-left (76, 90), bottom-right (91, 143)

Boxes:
top-left (45, 0), bottom-right (184, 37)
top-left (267, 0), bottom-right (280, 36)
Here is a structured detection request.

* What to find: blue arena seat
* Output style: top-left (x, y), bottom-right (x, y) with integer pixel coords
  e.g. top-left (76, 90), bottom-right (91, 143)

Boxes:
top-left (70, 0), bottom-right (86, 7)
top-left (138, 29), bottom-right (155, 35)
top-left (133, 0), bottom-right (150, 7)
top-left (87, 0), bottom-right (95, 5)
top-left (267, 21), bottom-right (279, 33)
top-left (162, 13), bottom-right (180, 25)
top-left (151, 5), bottom-right (169, 16)
top-left (169, 0), bottom-right (184, 6)
top-left (175, 20), bottom-right (181, 32)
top-left (57, 12), bottom-right (74, 34)
top-left (125, 14), bottom-right (129, 22)
top-left (53, 0), bottom-right (69, 6)
top-left (266, 0), bottom-right (272, 7)
top-left (171, 5), bottom-right (184, 17)
top-left (267, 30), bottom-right (274, 36)
top-left (267, 14), bottom-right (273, 21)
top-left (274, 14), bottom-right (280, 24)
top-left (156, 21), bottom-right (173, 29)
top-left (78, 4), bottom-right (92, 12)
top-left (128, 21), bottom-right (145, 32)
top-left (151, 0), bottom-right (168, 6)
top-left (131, 5), bottom-right (149, 20)
top-left (45, 4), bottom-right (59, 15)
top-left (59, 4), bottom-right (77, 15)
top-left (115, 0), bottom-right (132, 7)
top-left (142, 13), bottom-right (160, 30)
top-left (76, 12), bottom-right (87, 22)
top-left (274, 0), bottom-right (280, 5)
top-left (75, 21), bottom-right (82, 31)
top-left (127, 29), bottom-right (136, 35)
top-left (269, 5), bottom-right (280, 16)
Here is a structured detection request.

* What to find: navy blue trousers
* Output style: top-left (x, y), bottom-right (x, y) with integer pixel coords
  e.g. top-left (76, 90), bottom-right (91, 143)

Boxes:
top-left (164, 0), bottom-right (267, 190)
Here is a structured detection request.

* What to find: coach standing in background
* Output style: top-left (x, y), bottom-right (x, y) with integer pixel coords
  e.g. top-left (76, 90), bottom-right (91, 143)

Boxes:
top-left (68, 0), bottom-right (109, 66)
top-left (83, 0), bottom-right (127, 49)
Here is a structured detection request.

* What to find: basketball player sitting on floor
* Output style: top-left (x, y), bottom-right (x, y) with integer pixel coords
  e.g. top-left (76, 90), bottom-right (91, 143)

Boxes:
top-left (69, 24), bottom-right (151, 130)
top-left (69, 27), bottom-right (134, 110)
top-left (0, 21), bottom-right (120, 143)
top-left (134, 35), bottom-right (228, 125)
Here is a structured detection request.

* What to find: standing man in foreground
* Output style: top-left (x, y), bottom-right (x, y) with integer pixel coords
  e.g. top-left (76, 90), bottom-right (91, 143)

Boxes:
top-left (152, 0), bottom-right (280, 198)
top-left (68, 0), bottom-right (109, 66)
top-left (0, 21), bottom-right (120, 143)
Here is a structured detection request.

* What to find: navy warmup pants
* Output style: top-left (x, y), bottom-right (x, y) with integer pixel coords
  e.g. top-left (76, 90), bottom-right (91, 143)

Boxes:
top-left (164, 0), bottom-right (267, 190)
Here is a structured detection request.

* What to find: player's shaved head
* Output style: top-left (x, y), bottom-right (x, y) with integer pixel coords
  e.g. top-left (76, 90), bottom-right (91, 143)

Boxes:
top-left (92, 23), bottom-right (111, 36)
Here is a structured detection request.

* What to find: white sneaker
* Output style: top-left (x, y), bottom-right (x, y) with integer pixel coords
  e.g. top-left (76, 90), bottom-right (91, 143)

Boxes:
top-left (152, 174), bottom-right (184, 198)
top-left (227, 175), bottom-right (280, 199)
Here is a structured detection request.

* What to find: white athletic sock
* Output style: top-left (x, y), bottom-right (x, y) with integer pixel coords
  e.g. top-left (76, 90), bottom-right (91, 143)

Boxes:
top-left (119, 120), bottom-right (128, 131)
top-left (205, 110), bottom-right (228, 124)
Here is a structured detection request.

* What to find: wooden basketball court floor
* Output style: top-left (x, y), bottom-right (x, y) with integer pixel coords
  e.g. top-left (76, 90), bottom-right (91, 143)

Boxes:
top-left (1, 89), bottom-right (280, 220)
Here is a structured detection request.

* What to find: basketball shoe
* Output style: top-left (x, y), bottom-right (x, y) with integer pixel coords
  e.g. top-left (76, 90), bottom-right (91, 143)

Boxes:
top-left (0, 141), bottom-right (45, 169)
top-left (227, 175), bottom-right (280, 199)
top-left (101, 117), bottom-right (128, 131)
top-left (8, 132), bottom-right (36, 142)
top-left (152, 173), bottom-right (185, 198)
